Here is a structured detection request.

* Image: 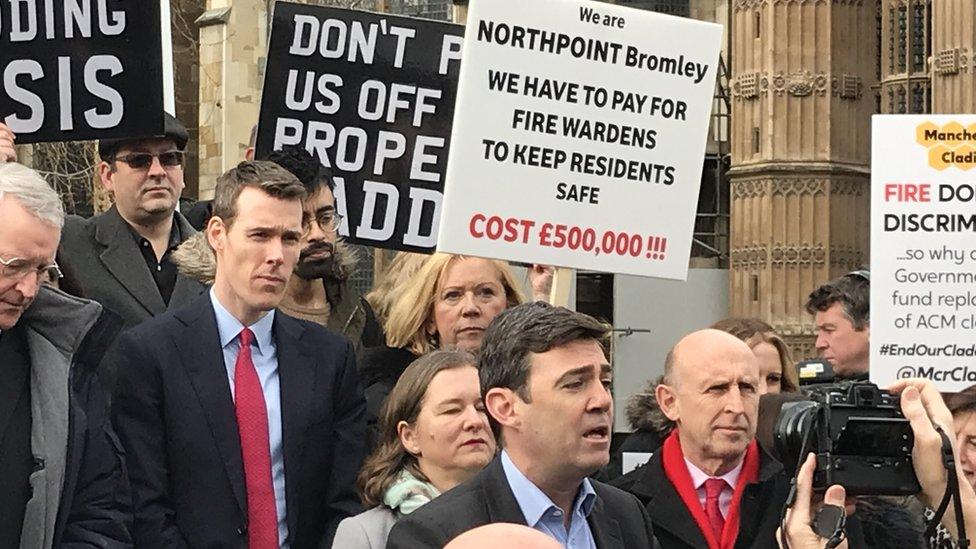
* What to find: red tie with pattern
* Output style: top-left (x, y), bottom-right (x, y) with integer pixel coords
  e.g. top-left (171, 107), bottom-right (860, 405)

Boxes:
top-left (704, 478), bottom-right (727, 543)
top-left (234, 328), bottom-right (279, 549)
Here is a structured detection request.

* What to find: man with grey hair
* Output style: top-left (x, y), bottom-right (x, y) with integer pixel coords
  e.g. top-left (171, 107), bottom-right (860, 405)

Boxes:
top-left (0, 162), bottom-right (131, 547)
top-left (389, 301), bottom-right (657, 548)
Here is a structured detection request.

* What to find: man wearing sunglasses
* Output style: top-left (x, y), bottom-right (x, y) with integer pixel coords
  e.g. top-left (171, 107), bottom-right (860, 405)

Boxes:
top-left (55, 113), bottom-right (206, 391)
top-left (0, 162), bottom-right (131, 548)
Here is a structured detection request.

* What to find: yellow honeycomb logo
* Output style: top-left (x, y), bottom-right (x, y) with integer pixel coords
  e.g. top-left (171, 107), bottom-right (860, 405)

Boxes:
top-left (916, 121), bottom-right (976, 170)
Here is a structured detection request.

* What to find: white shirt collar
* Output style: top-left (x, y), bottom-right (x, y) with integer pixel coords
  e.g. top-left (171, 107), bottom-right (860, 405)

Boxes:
top-left (683, 456), bottom-right (744, 490)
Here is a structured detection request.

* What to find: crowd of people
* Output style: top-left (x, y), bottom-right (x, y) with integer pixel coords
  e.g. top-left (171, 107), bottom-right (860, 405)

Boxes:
top-left (1, 113), bottom-right (975, 549)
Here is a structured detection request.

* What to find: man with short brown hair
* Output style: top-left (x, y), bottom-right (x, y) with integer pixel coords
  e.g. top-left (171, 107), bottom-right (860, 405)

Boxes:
top-left (112, 161), bottom-right (366, 548)
top-left (390, 302), bottom-right (657, 549)
top-left (805, 271), bottom-right (871, 379)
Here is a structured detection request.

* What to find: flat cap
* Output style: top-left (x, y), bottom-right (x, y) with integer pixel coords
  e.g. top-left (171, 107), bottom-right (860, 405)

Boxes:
top-left (99, 113), bottom-right (189, 158)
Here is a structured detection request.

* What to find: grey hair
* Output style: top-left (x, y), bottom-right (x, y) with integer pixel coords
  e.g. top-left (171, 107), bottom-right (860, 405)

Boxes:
top-left (0, 163), bottom-right (65, 228)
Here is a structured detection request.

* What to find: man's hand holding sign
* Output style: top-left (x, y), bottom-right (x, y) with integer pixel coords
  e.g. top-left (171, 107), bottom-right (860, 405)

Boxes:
top-left (0, 123), bottom-right (14, 162)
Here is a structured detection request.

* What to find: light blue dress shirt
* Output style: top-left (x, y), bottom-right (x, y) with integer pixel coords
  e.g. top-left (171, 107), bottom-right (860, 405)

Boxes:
top-left (500, 450), bottom-right (597, 549)
top-left (210, 290), bottom-right (289, 548)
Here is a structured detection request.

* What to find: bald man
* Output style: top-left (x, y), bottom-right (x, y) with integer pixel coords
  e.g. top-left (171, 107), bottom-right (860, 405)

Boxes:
top-left (444, 524), bottom-right (564, 549)
top-left (612, 329), bottom-right (789, 549)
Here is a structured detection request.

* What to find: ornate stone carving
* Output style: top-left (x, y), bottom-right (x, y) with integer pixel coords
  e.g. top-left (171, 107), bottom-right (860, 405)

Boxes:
top-left (730, 246), bottom-right (770, 269)
top-left (830, 180), bottom-right (864, 197)
top-left (731, 179), bottom-right (770, 199)
top-left (770, 243), bottom-right (827, 267)
top-left (770, 71), bottom-right (829, 97)
top-left (828, 245), bottom-right (864, 269)
top-left (832, 75), bottom-right (863, 100)
top-left (733, 0), bottom-right (768, 11)
top-left (770, 0), bottom-right (863, 5)
top-left (936, 49), bottom-right (961, 75)
top-left (770, 178), bottom-right (827, 197)
top-left (739, 72), bottom-right (759, 99)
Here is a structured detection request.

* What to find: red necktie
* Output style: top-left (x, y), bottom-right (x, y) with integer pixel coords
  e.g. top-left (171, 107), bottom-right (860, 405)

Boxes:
top-left (703, 478), bottom-right (727, 543)
top-left (234, 328), bottom-right (279, 549)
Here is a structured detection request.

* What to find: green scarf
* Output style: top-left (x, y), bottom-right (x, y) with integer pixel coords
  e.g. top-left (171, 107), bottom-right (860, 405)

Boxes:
top-left (383, 470), bottom-right (441, 515)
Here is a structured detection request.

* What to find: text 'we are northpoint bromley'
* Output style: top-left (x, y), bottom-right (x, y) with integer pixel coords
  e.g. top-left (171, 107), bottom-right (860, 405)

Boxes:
top-left (476, 17), bottom-right (711, 85)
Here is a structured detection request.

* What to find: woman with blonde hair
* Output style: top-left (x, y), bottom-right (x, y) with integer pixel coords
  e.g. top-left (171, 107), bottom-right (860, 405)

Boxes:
top-left (364, 252), bottom-right (428, 328)
top-left (359, 254), bottom-right (525, 445)
top-left (333, 349), bottom-right (495, 548)
top-left (710, 317), bottom-right (799, 393)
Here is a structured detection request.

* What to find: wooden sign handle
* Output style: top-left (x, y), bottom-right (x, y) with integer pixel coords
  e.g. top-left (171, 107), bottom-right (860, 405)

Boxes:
top-left (548, 267), bottom-right (574, 308)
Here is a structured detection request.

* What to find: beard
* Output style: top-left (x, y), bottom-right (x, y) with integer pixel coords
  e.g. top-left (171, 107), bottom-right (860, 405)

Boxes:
top-left (294, 241), bottom-right (335, 280)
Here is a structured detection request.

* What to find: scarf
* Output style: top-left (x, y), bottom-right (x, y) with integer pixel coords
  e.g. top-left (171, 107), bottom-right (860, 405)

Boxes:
top-left (661, 430), bottom-right (760, 549)
top-left (383, 470), bottom-right (441, 516)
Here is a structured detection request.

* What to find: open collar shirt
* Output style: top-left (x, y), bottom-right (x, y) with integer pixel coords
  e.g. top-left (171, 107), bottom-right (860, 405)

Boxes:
top-left (500, 450), bottom-right (597, 549)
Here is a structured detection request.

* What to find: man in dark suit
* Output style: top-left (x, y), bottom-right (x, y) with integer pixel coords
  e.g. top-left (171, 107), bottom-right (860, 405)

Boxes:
top-left (57, 113), bottom-right (206, 331)
top-left (389, 302), bottom-right (658, 549)
top-left (612, 329), bottom-right (788, 549)
top-left (111, 161), bottom-right (366, 548)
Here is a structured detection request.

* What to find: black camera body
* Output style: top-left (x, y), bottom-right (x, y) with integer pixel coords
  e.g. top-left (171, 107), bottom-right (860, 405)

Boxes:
top-left (774, 381), bottom-right (920, 496)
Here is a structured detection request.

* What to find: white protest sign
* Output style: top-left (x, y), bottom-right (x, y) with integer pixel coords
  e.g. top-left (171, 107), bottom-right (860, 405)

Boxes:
top-left (435, 0), bottom-right (722, 279)
top-left (870, 115), bottom-right (976, 391)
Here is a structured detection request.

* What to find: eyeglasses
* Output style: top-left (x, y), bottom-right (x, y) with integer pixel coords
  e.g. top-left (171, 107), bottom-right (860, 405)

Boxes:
top-left (0, 256), bottom-right (63, 283)
top-left (113, 151), bottom-right (184, 170)
top-left (305, 211), bottom-right (343, 234)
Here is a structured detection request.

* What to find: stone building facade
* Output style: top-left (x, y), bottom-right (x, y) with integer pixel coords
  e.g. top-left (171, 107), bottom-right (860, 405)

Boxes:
top-left (729, 0), bottom-right (976, 357)
top-left (929, 0), bottom-right (976, 113)
top-left (728, 0), bottom-right (877, 357)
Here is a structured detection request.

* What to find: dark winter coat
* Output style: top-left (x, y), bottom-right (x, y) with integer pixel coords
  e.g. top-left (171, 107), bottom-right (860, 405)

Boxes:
top-left (611, 445), bottom-right (788, 549)
top-left (356, 346), bottom-right (418, 450)
top-left (17, 286), bottom-right (132, 548)
top-left (603, 376), bottom-right (674, 481)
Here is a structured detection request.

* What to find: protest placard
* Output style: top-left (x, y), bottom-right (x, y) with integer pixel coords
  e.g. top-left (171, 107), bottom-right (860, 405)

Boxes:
top-left (434, 0), bottom-right (722, 279)
top-left (0, 1), bottom-right (163, 144)
top-left (256, 2), bottom-right (463, 253)
top-left (871, 115), bottom-right (976, 391)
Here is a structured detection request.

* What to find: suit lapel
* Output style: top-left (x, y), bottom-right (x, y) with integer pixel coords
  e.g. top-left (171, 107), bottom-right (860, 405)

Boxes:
top-left (173, 295), bottom-right (247, 516)
top-left (275, 313), bottom-right (313, 537)
top-left (632, 455), bottom-right (709, 548)
top-left (94, 207), bottom-right (165, 315)
top-left (482, 458), bottom-right (531, 524)
top-left (588, 496), bottom-right (625, 549)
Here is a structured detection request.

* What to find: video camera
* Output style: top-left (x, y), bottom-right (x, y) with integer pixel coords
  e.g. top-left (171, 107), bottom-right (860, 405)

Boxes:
top-left (773, 381), bottom-right (920, 496)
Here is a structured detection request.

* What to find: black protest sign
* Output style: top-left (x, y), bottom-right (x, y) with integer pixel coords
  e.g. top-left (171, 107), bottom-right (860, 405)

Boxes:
top-left (0, 1), bottom-right (164, 144)
top-left (256, 2), bottom-right (463, 253)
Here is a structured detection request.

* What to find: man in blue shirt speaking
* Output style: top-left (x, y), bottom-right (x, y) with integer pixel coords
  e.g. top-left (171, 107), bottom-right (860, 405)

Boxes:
top-left (389, 301), bottom-right (657, 548)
